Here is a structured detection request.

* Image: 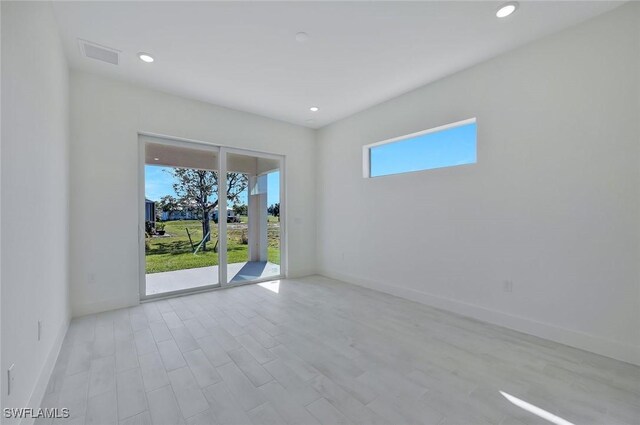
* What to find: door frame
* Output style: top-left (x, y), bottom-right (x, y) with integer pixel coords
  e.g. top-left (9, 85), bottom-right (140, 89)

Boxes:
top-left (218, 146), bottom-right (287, 289)
top-left (138, 133), bottom-right (287, 301)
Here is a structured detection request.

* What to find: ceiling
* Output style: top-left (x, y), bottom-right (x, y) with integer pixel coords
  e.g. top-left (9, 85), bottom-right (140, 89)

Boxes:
top-left (145, 141), bottom-right (279, 174)
top-left (52, 1), bottom-right (623, 128)
top-left (145, 142), bottom-right (218, 170)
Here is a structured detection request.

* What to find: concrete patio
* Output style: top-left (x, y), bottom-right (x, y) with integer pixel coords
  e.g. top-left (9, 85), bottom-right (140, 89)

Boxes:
top-left (145, 261), bottom-right (280, 295)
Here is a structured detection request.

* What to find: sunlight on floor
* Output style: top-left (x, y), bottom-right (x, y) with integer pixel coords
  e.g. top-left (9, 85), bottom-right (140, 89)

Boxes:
top-left (258, 280), bottom-right (280, 293)
top-left (500, 391), bottom-right (574, 425)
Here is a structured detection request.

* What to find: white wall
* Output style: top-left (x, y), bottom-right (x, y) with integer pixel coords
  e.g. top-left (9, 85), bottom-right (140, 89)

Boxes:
top-left (1, 1), bottom-right (70, 420)
top-left (0, 0), bottom-right (3, 410)
top-left (70, 71), bottom-right (316, 316)
top-left (316, 4), bottom-right (640, 365)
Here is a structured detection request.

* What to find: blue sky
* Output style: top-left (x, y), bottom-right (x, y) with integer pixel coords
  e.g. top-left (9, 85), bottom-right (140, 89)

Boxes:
top-left (145, 165), bottom-right (280, 207)
top-left (370, 122), bottom-right (476, 177)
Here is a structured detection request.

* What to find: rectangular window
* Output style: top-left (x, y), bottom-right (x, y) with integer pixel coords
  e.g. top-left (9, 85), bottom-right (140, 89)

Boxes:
top-left (364, 118), bottom-right (477, 178)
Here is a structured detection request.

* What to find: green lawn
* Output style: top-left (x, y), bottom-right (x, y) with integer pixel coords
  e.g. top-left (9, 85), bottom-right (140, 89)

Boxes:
top-left (145, 219), bottom-right (280, 274)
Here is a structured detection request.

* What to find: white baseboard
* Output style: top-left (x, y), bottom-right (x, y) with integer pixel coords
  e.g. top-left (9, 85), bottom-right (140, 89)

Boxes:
top-left (20, 316), bottom-right (70, 425)
top-left (72, 296), bottom-right (139, 317)
top-left (317, 269), bottom-right (640, 367)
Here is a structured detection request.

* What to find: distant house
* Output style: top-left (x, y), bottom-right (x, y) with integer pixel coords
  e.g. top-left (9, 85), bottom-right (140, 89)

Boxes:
top-left (213, 208), bottom-right (238, 223)
top-left (158, 207), bottom-right (237, 222)
top-left (160, 209), bottom-right (199, 221)
top-left (145, 199), bottom-right (156, 223)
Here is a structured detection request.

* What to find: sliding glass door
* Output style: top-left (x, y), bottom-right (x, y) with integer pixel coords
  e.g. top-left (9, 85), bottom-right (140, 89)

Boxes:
top-left (140, 137), bottom-right (285, 299)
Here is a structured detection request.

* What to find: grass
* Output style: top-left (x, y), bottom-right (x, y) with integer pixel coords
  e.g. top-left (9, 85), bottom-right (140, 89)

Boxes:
top-left (145, 219), bottom-right (280, 274)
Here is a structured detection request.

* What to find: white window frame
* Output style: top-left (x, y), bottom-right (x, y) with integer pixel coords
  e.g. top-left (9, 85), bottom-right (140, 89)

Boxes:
top-left (362, 117), bottom-right (477, 178)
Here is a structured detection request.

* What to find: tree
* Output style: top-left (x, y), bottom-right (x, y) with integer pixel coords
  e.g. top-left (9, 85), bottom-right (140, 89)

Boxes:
top-left (172, 169), bottom-right (248, 250)
top-left (158, 195), bottom-right (179, 215)
top-left (268, 202), bottom-right (280, 219)
top-left (232, 203), bottom-right (248, 217)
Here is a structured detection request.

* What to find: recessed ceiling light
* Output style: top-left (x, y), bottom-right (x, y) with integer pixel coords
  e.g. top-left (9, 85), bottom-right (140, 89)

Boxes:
top-left (309, 106), bottom-right (319, 112)
top-left (138, 52), bottom-right (154, 63)
top-left (496, 2), bottom-right (518, 18)
top-left (295, 32), bottom-right (309, 43)
top-left (153, 157), bottom-right (159, 161)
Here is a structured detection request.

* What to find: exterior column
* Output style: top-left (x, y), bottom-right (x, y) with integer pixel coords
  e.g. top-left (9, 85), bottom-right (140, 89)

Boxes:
top-left (248, 174), bottom-right (268, 262)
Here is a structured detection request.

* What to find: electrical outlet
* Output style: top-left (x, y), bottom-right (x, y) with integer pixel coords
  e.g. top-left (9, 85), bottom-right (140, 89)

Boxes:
top-left (7, 364), bottom-right (15, 396)
top-left (503, 280), bottom-right (513, 293)
top-left (38, 320), bottom-right (42, 341)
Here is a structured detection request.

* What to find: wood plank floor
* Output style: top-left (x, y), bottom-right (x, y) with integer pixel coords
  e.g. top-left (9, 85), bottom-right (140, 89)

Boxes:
top-left (40, 276), bottom-right (640, 425)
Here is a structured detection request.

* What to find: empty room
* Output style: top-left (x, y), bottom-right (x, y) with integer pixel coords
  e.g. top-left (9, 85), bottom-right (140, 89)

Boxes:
top-left (1, 1), bottom-right (639, 424)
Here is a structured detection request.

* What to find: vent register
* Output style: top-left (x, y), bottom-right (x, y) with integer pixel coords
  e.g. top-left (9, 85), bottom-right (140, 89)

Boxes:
top-left (78, 39), bottom-right (120, 65)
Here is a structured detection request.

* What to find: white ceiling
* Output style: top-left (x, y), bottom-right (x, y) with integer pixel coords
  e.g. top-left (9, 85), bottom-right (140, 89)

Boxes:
top-left (52, 1), bottom-right (623, 128)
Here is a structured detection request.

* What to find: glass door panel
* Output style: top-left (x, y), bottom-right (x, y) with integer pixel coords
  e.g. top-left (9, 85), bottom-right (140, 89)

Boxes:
top-left (143, 140), bottom-right (221, 298)
top-left (222, 151), bottom-right (283, 285)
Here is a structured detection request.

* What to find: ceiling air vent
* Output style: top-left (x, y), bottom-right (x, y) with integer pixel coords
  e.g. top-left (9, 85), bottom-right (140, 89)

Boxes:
top-left (78, 39), bottom-right (120, 65)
